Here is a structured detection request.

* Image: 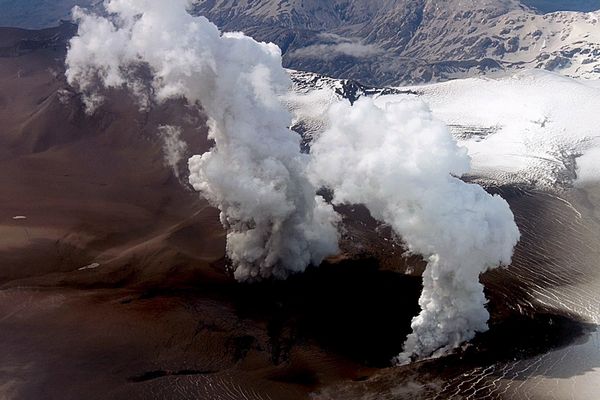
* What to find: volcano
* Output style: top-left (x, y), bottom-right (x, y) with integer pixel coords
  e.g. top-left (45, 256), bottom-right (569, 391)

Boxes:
top-left (1, 19), bottom-right (600, 400)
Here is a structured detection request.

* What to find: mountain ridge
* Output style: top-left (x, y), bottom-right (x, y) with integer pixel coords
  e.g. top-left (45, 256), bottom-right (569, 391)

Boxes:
top-left (193, 0), bottom-right (600, 85)
top-left (1, 1), bottom-right (599, 85)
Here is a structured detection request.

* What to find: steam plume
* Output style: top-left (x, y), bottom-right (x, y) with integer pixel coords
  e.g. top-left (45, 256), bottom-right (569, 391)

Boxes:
top-left (65, 0), bottom-right (340, 280)
top-left (158, 125), bottom-right (187, 179)
top-left (309, 97), bottom-right (520, 362)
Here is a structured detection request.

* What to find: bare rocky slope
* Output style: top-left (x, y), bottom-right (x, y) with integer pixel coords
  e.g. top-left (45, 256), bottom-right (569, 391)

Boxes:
top-left (192, 0), bottom-right (600, 85)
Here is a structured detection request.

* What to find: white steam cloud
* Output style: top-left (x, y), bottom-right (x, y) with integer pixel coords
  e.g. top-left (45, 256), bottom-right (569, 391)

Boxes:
top-left (65, 0), bottom-right (520, 361)
top-left (65, 0), bottom-right (340, 281)
top-left (291, 42), bottom-right (381, 60)
top-left (309, 97), bottom-right (520, 362)
top-left (158, 125), bottom-right (187, 179)
top-left (289, 32), bottom-right (382, 60)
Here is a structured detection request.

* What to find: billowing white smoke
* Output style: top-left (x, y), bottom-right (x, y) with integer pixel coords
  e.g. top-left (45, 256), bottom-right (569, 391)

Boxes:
top-left (66, 0), bottom-right (519, 361)
top-left (65, 0), bottom-right (340, 280)
top-left (309, 97), bottom-right (520, 362)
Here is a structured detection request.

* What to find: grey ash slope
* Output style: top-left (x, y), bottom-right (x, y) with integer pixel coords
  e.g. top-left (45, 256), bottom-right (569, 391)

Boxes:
top-left (192, 0), bottom-right (600, 85)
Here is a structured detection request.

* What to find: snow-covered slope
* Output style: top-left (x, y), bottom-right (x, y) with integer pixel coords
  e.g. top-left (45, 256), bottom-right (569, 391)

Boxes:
top-left (454, 9), bottom-right (600, 80)
top-left (399, 71), bottom-right (600, 187)
top-left (290, 69), bottom-right (600, 189)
